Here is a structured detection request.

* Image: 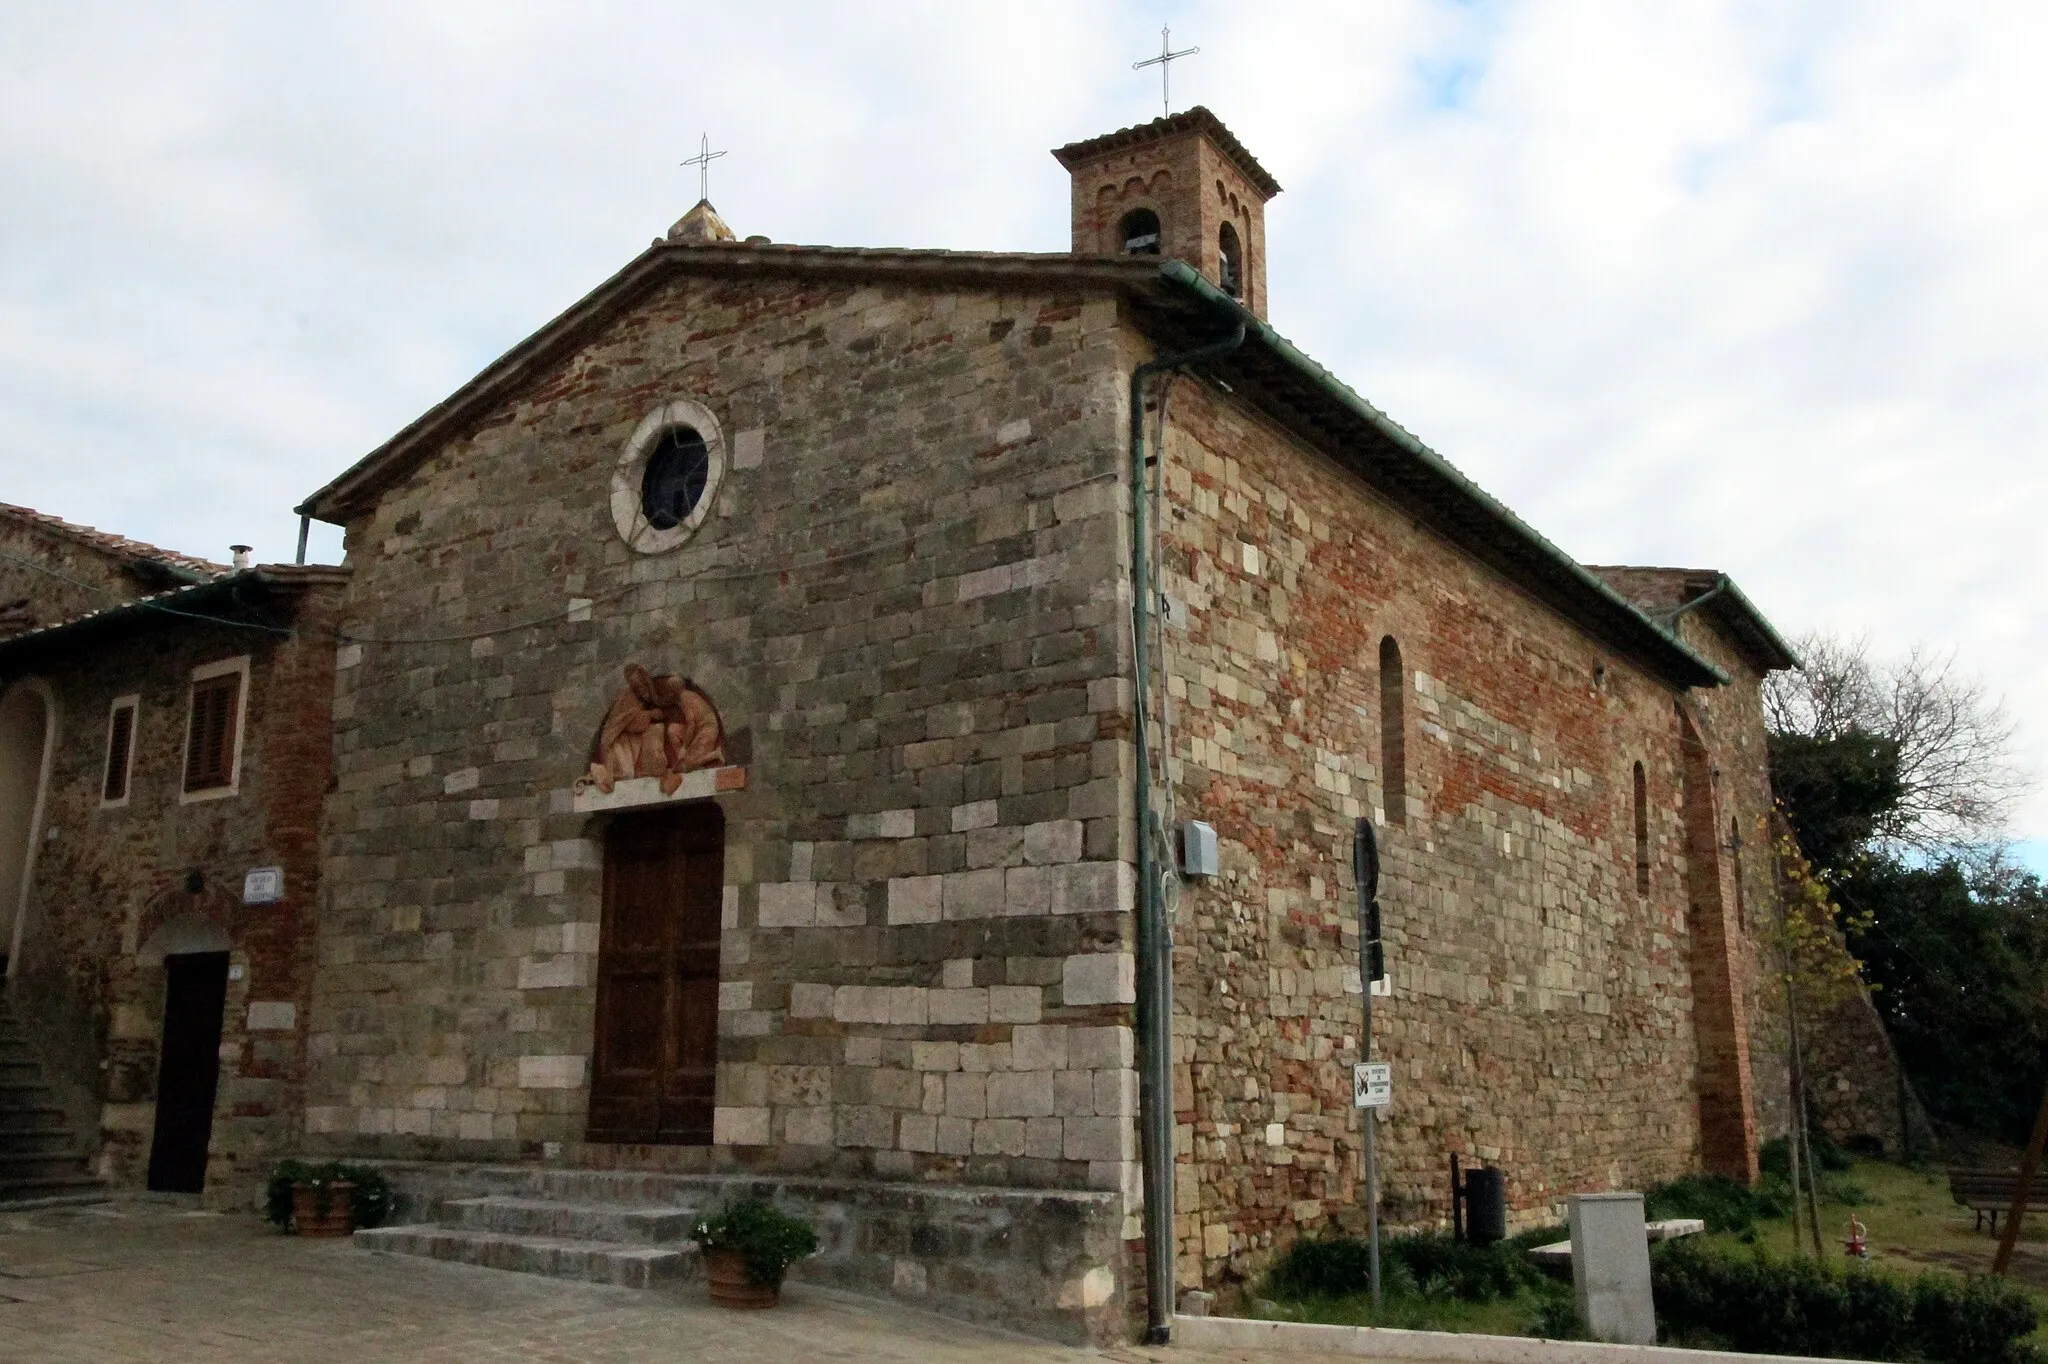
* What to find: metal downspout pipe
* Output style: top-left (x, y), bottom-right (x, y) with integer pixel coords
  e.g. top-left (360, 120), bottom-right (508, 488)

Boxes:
top-left (1659, 572), bottom-right (1730, 630)
top-left (1129, 319), bottom-right (1246, 1344)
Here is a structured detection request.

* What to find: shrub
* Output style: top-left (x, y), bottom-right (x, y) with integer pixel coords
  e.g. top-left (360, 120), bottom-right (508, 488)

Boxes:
top-left (690, 1197), bottom-right (819, 1288)
top-left (1266, 1231), bottom-right (1537, 1305)
top-left (1650, 1239), bottom-right (2041, 1363)
top-left (264, 1159), bottom-right (394, 1232)
top-left (1265, 1234), bottom-right (1375, 1299)
top-left (1644, 1173), bottom-right (1789, 1236)
top-left (1389, 1232), bottom-right (1539, 1301)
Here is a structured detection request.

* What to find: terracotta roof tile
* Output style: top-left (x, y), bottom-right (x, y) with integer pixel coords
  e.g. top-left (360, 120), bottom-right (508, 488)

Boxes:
top-left (1053, 106), bottom-right (1282, 198)
top-left (0, 501), bottom-right (226, 580)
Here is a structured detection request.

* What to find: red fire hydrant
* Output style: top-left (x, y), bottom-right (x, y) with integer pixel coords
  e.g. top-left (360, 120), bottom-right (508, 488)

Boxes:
top-left (1845, 1214), bottom-right (1869, 1260)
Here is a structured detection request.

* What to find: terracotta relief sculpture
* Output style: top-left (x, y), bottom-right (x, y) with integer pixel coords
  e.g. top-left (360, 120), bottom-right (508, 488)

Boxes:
top-left (580, 664), bottom-right (726, 795)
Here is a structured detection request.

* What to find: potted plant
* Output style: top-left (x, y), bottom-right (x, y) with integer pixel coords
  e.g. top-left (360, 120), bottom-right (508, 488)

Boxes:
top-left (691, 1197), bottom-right (819, 1308)
top-left (265, 1159), bottom-right (394, 1238)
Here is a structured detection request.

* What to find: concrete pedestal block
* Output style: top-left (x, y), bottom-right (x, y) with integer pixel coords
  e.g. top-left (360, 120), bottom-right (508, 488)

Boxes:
top-left (1569, 1191), bottom-right (1655, 1345)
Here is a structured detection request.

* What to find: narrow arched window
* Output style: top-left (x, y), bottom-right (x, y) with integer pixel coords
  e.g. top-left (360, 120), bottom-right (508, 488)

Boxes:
top-left (1633, 762), bottom-right (1650, 896)
top-left (1218, 222), bottom-right (1243, 298)
top-left (1120, 208), bottom-right (1161, 255)
top-left (1730, 815), bottom-right (1746, 924)
top-left (1379, 636), bottom-right (1406, 826)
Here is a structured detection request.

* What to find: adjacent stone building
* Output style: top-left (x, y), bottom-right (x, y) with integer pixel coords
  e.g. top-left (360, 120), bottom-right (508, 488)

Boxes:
top-left (0, 509), bottom-right (344, 1205)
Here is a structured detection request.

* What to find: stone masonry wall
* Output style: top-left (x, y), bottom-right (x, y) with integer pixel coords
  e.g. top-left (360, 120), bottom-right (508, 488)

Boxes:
top-left (1150, 379), bottom-right (1748, 1294)
top-left (307, 270), bottom-right (1144, 1233)
top-left (8, 576), bottom-right (340, 1206)
top-left (0, 517), bottom-right (160, 635)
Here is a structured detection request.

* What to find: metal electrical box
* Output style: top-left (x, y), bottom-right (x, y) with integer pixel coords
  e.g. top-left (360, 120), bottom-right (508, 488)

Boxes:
top-left (1181, 820), bottom-right (1218, 877)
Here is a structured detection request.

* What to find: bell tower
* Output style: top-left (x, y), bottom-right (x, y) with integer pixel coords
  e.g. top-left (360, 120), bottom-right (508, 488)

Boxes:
top-left (1053, 107), bottom-right (1281, 319)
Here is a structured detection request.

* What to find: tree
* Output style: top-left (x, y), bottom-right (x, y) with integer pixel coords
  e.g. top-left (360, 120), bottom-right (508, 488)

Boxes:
top-left (1765, 632), bottom-right (2028, 858)
top-left (1838, 857), bottom-right (2048, 1145)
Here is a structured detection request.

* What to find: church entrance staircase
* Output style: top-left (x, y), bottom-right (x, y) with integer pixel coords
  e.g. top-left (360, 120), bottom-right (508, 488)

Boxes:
top-left (355, 1169), bottom-right (702, 1289)
top-left (0, 988), bottom-right (107, 1204)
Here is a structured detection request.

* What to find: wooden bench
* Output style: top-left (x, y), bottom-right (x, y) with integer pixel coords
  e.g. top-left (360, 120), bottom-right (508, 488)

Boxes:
top-left (1949, 1168), bottom-right (2038, 1233)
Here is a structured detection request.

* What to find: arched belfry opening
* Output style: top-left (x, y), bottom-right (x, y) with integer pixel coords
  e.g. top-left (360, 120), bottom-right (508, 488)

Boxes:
top-left (1120, 208), bottom-right (1162, 255)
top-left (1218, 222), bottom-right (1243, 298)
top-left (1054, 106), bottom-right (1282, 319)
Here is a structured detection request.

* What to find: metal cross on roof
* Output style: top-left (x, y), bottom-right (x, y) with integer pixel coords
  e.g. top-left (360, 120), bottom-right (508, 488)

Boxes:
top-left (681, 133), bottom-right (728, 203)
top-left (1132, 25), bottom-right (1199, 119)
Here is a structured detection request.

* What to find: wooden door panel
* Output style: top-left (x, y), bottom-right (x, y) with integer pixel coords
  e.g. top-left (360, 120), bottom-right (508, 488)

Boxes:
top-left (589, 802), bottom-right (724, 1146)
top-left (147, 952), bottom-right (229, 1193)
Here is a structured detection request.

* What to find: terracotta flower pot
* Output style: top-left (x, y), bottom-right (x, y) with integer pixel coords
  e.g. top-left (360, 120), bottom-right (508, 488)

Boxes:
top-left (291, 1181), bottom-right (356, 1237)
top-left (705, 1249), bottom-right (781, 1309)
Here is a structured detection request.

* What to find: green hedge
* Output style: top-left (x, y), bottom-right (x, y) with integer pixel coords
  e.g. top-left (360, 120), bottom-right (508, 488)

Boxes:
top-left (1652, 1239), bottom-right (2041, 1363)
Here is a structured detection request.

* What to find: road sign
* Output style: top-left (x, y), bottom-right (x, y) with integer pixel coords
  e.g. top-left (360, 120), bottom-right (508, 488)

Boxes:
top-left (1353, 1061), bottom-right (1392, 1109)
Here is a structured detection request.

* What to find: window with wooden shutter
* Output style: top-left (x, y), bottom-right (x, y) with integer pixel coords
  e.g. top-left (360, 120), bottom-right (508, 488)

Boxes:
top-left (183, 671), bottom-right (241, 793)
top-left (102, 698), bottom-right (138, 804)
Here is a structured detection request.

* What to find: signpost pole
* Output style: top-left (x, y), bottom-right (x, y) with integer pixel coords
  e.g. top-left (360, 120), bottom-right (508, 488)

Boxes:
top-left (1354, 819), bottom-right (1382, 1308)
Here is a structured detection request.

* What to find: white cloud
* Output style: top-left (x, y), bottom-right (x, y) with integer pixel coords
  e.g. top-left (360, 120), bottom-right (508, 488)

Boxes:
top-left (3, 0), bottom-right (2044, 832)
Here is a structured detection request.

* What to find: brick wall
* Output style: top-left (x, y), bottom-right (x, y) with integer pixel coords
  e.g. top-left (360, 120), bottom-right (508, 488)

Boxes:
top-left (1147, 378), bottom-right (1779, 1292)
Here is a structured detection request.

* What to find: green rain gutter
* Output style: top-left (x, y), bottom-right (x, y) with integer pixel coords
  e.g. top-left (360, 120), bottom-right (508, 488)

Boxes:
top-left (1667, 573), bottom-right (1802, 672)
top-left (1149, 260), bottom-right (1729, 690)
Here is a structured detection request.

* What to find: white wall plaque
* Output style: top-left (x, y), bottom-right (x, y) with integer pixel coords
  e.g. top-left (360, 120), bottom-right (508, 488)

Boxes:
top-left (242, 866), bottom-right (284, 904)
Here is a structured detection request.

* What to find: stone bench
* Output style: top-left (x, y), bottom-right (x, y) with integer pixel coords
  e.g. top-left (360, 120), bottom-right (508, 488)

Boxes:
top-left (1526, 1217), bottom-right (1705, 1269)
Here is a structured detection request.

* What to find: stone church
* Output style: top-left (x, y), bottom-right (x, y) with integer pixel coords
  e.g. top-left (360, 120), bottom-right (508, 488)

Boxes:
top-left (0, 108), bottom-right (1918, 1345)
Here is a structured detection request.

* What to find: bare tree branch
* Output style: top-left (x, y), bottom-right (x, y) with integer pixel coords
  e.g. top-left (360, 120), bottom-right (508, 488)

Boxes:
top-left (1765, 631), bottom-right (2032, 853)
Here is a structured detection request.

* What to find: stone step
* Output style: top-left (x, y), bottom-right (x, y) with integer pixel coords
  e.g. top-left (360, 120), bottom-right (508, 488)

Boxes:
top-left (356, 1225), bottom-right (698, 1289)
top-left (0, 1126), bottom-right (75, 1156)
top-left (0, 1059), bottom-right (41, 1083)
top-left (443, 1196), bottom-right (698, 1245)
top-left (0, 1081), bottom-right (57, 1107)
top-left (0, 1175), bottom-right (107, 1204)
top-left (0, 1151), bottom-right (93, 1181)
top-left (0, 1105), bottom-right (64, 1132)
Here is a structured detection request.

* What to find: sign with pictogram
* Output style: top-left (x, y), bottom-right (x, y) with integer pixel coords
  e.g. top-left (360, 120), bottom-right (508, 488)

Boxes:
top-left (1353, 1061), bottom-right (1392, 1109)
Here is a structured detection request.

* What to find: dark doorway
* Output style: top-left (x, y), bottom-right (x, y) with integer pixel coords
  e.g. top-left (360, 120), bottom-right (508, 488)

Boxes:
top-left (146, 951), bottom-right (229, 1193)
top-left (588, 803), bottom-right (724, 1145)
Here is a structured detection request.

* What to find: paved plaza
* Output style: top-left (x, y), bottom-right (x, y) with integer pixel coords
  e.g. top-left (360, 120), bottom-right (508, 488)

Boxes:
top-left (0, 1198), bottom-right (1416, 1364)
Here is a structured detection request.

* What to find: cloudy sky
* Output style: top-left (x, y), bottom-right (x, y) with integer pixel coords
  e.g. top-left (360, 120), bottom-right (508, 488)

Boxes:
top-left (5, 1), bottom-right (2044, 853)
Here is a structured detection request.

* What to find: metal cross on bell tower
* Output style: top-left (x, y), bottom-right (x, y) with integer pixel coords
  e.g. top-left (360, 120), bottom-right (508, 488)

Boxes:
top-left (681, 133), bottom-right (728, 204)
top-left (1132, 26), bottom-right (1199, 118)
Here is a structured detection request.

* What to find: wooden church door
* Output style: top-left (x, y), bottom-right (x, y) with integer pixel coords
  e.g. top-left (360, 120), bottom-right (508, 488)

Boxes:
top-left (587, 804), bottom-right (723, 1145)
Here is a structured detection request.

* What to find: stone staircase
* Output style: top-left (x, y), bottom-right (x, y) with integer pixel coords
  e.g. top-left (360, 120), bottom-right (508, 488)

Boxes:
top-left (356, 1184), bottom-right (702, 1288)
top-left (0, 991), bottom-right (107, 1204)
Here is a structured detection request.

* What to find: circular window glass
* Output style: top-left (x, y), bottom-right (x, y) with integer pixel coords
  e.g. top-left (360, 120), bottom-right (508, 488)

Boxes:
top-left (640, 427), bottom-right (710, 530)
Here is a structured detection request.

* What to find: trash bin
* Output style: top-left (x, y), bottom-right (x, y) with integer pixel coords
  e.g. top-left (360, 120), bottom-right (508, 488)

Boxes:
top-left (1464, 1166), bottom-right (1508, 1245)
